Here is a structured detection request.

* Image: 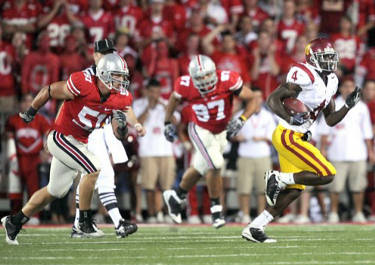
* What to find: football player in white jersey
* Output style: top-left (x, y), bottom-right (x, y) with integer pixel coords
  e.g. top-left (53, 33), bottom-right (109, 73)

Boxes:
top-left (242, 38), bottom-right (361, 243)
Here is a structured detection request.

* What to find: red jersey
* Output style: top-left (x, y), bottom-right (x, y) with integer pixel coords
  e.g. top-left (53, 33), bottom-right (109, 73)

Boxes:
top-left (331, 34), bottom-right (362, 72)
top-left (80, 9), bottom-right (115, 44)
top-left (0, 41), bottom-right (15, 96)
top-left (114, 5), bottom-right (143, 36)
top-left (137, 16), bottom-right (174, 41)
top-left (6, 114), bottom-right (51, 156)
top-left (21, 51), bottom-right (60, 94)
top-left (277, 19), bottom-right (305, 54)
top-left (359, 48), bottom-right (375, 81)
top-left (174, 70), bottom-right (243, 134)
top-left (163, 3), bottom-right (187, 32)
top-left (241, 7), bottom-right (268, 30)
top-left (54, 69), bottom-right (133, 143)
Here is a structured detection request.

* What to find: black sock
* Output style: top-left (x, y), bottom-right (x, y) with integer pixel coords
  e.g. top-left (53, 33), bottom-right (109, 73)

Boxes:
top-left (11, 211), bottom-right (29, 225)
top-left (210, 198), bottom-right (220, 207)
top-left (79, 210), bottom-right (92, 223)
top-left (175, 186), bottom-right (187, 200)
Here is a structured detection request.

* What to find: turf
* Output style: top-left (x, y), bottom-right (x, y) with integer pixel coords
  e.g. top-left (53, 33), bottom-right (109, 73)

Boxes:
top-left (1, 224), bottom-right (375, 265)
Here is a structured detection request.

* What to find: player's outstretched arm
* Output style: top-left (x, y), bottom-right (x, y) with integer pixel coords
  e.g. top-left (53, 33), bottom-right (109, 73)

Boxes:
top-left (238, 85), bottom-right (257, 119)
top-left (266, 82), bottom-right (301, 122)
top-left (125, 107), bottom-right (146, 137)
top-left (164, 93), bottom-right (180, 124)
top-left (20, 81), bottom-right (74, 123)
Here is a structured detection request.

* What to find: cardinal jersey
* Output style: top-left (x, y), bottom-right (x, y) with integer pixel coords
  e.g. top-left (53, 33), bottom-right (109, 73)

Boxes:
top-left (54, 69), bottom-right (133, 143)
top-left (6, 114), bottom-right (51, 156)
top-left (174, 70), bottom-right (243, 134)
top-left (279, 62), bottom-right (338, 133)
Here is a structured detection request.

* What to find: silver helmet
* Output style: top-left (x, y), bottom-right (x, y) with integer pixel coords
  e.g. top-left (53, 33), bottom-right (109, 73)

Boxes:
top-left (97, 53), bottom-right (130, 94)
top-left (188, 55), bottom-right (218, 94)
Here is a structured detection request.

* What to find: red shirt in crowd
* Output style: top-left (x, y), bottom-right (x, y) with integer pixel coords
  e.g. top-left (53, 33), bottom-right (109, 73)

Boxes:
top-left (358, 0), bottom-right (375, 29)
top-left (80, 9), bottom-right (115, 44)
top-left (0, 41), bottom-right (15, 97)
top-left (137, 16), bottom-right (174, 42)
top-left (241, 6), bottom-right (268, 30)
top-left (317, 0), bottom-right (351, 34)
top-left (359, 48), bottom-right (375, 81)
top-left (6, 114), bottom-right (51, 156)
top-left (331, 33), bottom-right (362, 73)
top-left (277, 19), bottom-right (305, 54)
top-left (174, 70), bottom-right (243, 134)
top-left (163, 2), bottom-right (187, 32)
top-left (114, 4), bottom-right (143, 36)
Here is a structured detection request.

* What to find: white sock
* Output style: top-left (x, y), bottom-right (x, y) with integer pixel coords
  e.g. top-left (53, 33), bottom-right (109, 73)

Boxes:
top-left (278, 172), bottom-right (295, 185)
top-left (108, 208), bottom-right (123, 228)
top-left (74, 208), bottom-right (80, 228)
top-left (250, 210), bottom-right (274, 229)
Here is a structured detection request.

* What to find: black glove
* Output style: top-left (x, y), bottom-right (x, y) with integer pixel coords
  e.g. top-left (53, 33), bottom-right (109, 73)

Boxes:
top-left (226, 116), bottom-right (246, 140)
top-left (289, 112), bottom-right (309, 126)
top-left (301, 130), bottom-right (312, 142)
top-left (164, 122), bottom-right (177, 142)
top-left (345, 86), bottom-right (361, 109)
top-left (112, 110), bottom-right (128, 137)
top-left (19, 107), bottom-right (37, 123)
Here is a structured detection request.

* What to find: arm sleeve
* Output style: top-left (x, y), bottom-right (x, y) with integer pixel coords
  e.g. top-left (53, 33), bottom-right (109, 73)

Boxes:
top-left (227, 71), bottom-right (243, 92)
top-left (66, 72), bottom-right (85, 97)
top-left (286, 66), bottom-right (313, 87)
top-left (174, 76), bottom-right (189, 100)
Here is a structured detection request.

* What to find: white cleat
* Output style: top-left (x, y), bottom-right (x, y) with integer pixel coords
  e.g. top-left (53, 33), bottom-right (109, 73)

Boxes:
top-left (163, 190), bottom-right (183, 224)
top-left (241, 225), bottom-right (277, 243)
top-left (211, 205), bottom-right (226, 229)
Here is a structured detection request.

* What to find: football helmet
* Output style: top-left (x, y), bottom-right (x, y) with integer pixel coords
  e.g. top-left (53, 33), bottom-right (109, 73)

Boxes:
top-left (97, 53), bottom-right (130, 94)
top-left (305, 38), bottom-right (339, 72)
top-left (188, 55), bottom-right (218, 94)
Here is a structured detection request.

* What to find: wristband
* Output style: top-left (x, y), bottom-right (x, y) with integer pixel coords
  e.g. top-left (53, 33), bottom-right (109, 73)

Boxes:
top-left (164, 121), bottom-right (171, 125)
top-left (48, 85), bottom-right (52, 99)
top-left (27, 106), bottom-right (38, 116)
top-left (239, 115), bottom-right (247, 122)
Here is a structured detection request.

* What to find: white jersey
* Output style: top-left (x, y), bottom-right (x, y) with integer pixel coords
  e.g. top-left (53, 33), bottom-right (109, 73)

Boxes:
top-left (279, 62), bottom-right (338, 133)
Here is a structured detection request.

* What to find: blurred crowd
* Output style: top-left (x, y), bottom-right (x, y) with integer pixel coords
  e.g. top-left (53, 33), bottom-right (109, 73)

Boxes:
top-left (1, 0), bottom-right (375, 225)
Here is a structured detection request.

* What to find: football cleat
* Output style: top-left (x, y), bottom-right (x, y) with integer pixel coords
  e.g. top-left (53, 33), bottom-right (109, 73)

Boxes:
top-left (163, 190), bottom-right (183, 224)
top-left (210, 205), bottom-right (226, 229)
top-left (264, 170), bottom-right (286, 207)
top-left (77, 219), bottom-right (105, 238)
top-left (71, 225), bottom-right (83, 238)
top-left (241, 226), bottom-right (277, 243)
top-left (1, 216), bottom-right (21, 245)
top-left (115, 219), bottom-right (138, 238)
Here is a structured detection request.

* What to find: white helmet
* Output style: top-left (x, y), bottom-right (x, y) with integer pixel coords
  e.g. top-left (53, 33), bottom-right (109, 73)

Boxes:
top-left (97, 53), bottom-right (130, 94)
top-left (188, 55), bottom-right (218, 94)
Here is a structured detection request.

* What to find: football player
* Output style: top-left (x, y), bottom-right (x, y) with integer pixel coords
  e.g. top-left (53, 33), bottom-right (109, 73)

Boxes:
top-left (1, 53), bottom-right (141, 245)
top-left (163, 55), bottom-right (256, 228)
top-left (71, 39), bottom-right (144, 238)
top-left (241, 38), bottom-right (361, 243)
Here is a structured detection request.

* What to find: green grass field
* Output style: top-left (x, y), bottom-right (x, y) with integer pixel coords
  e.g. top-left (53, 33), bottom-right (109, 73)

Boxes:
top-left (1, 224), bottom-right (375, 265)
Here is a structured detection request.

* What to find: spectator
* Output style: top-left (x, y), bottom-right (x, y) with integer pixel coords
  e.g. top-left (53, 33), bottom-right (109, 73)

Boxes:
top-left (356, 47), bottom-right (375, 87)
top-left (277, 0), bottom-right (305, 54)
top-left (0, 23), bottom-right (16, 113)
top-left (235, 16), bottom-right (257, 48)
top-left (142, 39), bottom-right (179, 100)
top-left (202, 25), bottom-right (251, 86)
top-left (133, 79), bottom-right (177, 222)
top-left (241, 0), bottom-right (268, 31)
top-left (249, 30), bottom-right (281, 100)
top-left (21, 32), bottom-right (60, 95)
top-left (80, 0), bottom-right (115, 44)
top-left (233, 87), bottom-right (276, 223)
top-left (163, 0), bottom-right (187, 32)
top-left (5, 93), bottom-right (51, 224)
top-left (280, 34), bottom-right (309, 77)
top-left (331, 16), bottom-right (362, 76)
top-left (317, 0), bottom-right (351, 35)
top-left (113, 0), bottom-right (144, 36)
top-left (1, 0), bottom-right (41, 48)
top-left (357, 0), bottom-right (375, 39)
top-left (295, 0), bottom-right (319, 24)
top-left (178, 33), bottom-right (200, 76)
top-left (319, 78), bottom-right (374, 223)
top-left (198, 0), bottom-right (229, 26)
top-left (38, 0), bottom-right (80, 52)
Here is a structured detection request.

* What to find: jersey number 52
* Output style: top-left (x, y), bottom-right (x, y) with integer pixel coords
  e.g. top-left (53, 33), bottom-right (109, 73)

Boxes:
top-left (73, 106), bottom-right (107, 131)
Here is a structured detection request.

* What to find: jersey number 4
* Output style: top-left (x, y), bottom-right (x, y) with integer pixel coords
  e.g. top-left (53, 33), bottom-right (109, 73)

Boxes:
top-left (73, 106), bottom-right (107, 131)
top-left (192, 99), bottom-right (225, 122)
top-left (291, 71), bottom-right (298, 82)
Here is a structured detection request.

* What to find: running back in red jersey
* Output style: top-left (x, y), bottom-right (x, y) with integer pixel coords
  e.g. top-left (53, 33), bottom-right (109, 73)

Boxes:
top-left (283, 97), bottom-right (309, 115)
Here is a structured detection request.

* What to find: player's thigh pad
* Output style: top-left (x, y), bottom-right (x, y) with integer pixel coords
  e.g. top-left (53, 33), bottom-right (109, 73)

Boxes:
top-left (103, 123), bottom-right (128, 164)
top-left (272, 125), bottom-right (336, 177)
top-left (47, 156), bottom-right (78, 198)
top-left (188, 123), bottom-right (226, 175)
top-left (140, 157), bottom-right (158, 189)
top-left (348, 160), bottom-right (367, 192)
top-left (48, 130), bottom-right (101, 175)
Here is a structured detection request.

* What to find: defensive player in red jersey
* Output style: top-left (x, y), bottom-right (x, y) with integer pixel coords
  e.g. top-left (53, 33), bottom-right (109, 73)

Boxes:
top-left (163, 55), bottom-right (255, 228)
top-left (1, 53), bottom-right (144, 245)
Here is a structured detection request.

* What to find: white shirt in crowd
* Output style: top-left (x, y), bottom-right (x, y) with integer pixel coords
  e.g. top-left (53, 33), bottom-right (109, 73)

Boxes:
top-left (133, 98), bottom-right (179, 157)
top-left (318, 96), bottom-right (373, 161)
top-left (237, 107), bottom-right (277, 158)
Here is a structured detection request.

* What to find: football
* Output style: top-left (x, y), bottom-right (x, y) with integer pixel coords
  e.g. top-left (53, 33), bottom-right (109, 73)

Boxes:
top-left (282, 97), bottom-right (309, 115)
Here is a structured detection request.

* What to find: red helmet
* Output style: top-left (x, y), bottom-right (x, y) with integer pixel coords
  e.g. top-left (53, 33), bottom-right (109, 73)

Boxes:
top-left (305, 38), bottom-right (338, 72)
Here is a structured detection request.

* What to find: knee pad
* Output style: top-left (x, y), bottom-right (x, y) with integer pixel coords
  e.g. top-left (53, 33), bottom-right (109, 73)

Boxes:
top-left (47, 184), bottom-right (70, 198)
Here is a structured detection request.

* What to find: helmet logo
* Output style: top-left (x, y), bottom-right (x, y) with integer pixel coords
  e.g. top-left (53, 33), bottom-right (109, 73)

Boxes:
top-left (305, 43), bottom-right (311, 55)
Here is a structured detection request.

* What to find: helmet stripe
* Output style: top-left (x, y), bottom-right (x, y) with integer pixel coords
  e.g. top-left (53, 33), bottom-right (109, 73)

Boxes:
top-left (197, 55), bottom-right (203, 71)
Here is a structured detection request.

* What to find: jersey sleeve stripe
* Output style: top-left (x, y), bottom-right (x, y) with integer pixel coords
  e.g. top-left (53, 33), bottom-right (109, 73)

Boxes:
top-left (293, 63), bottom-right (315, 83)
top-left (68, 76), bottom-right (80, 95)
top-left (229, 78), bottom-right (243, 91)
top-left (67, 81), bottom-right (78, 96)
